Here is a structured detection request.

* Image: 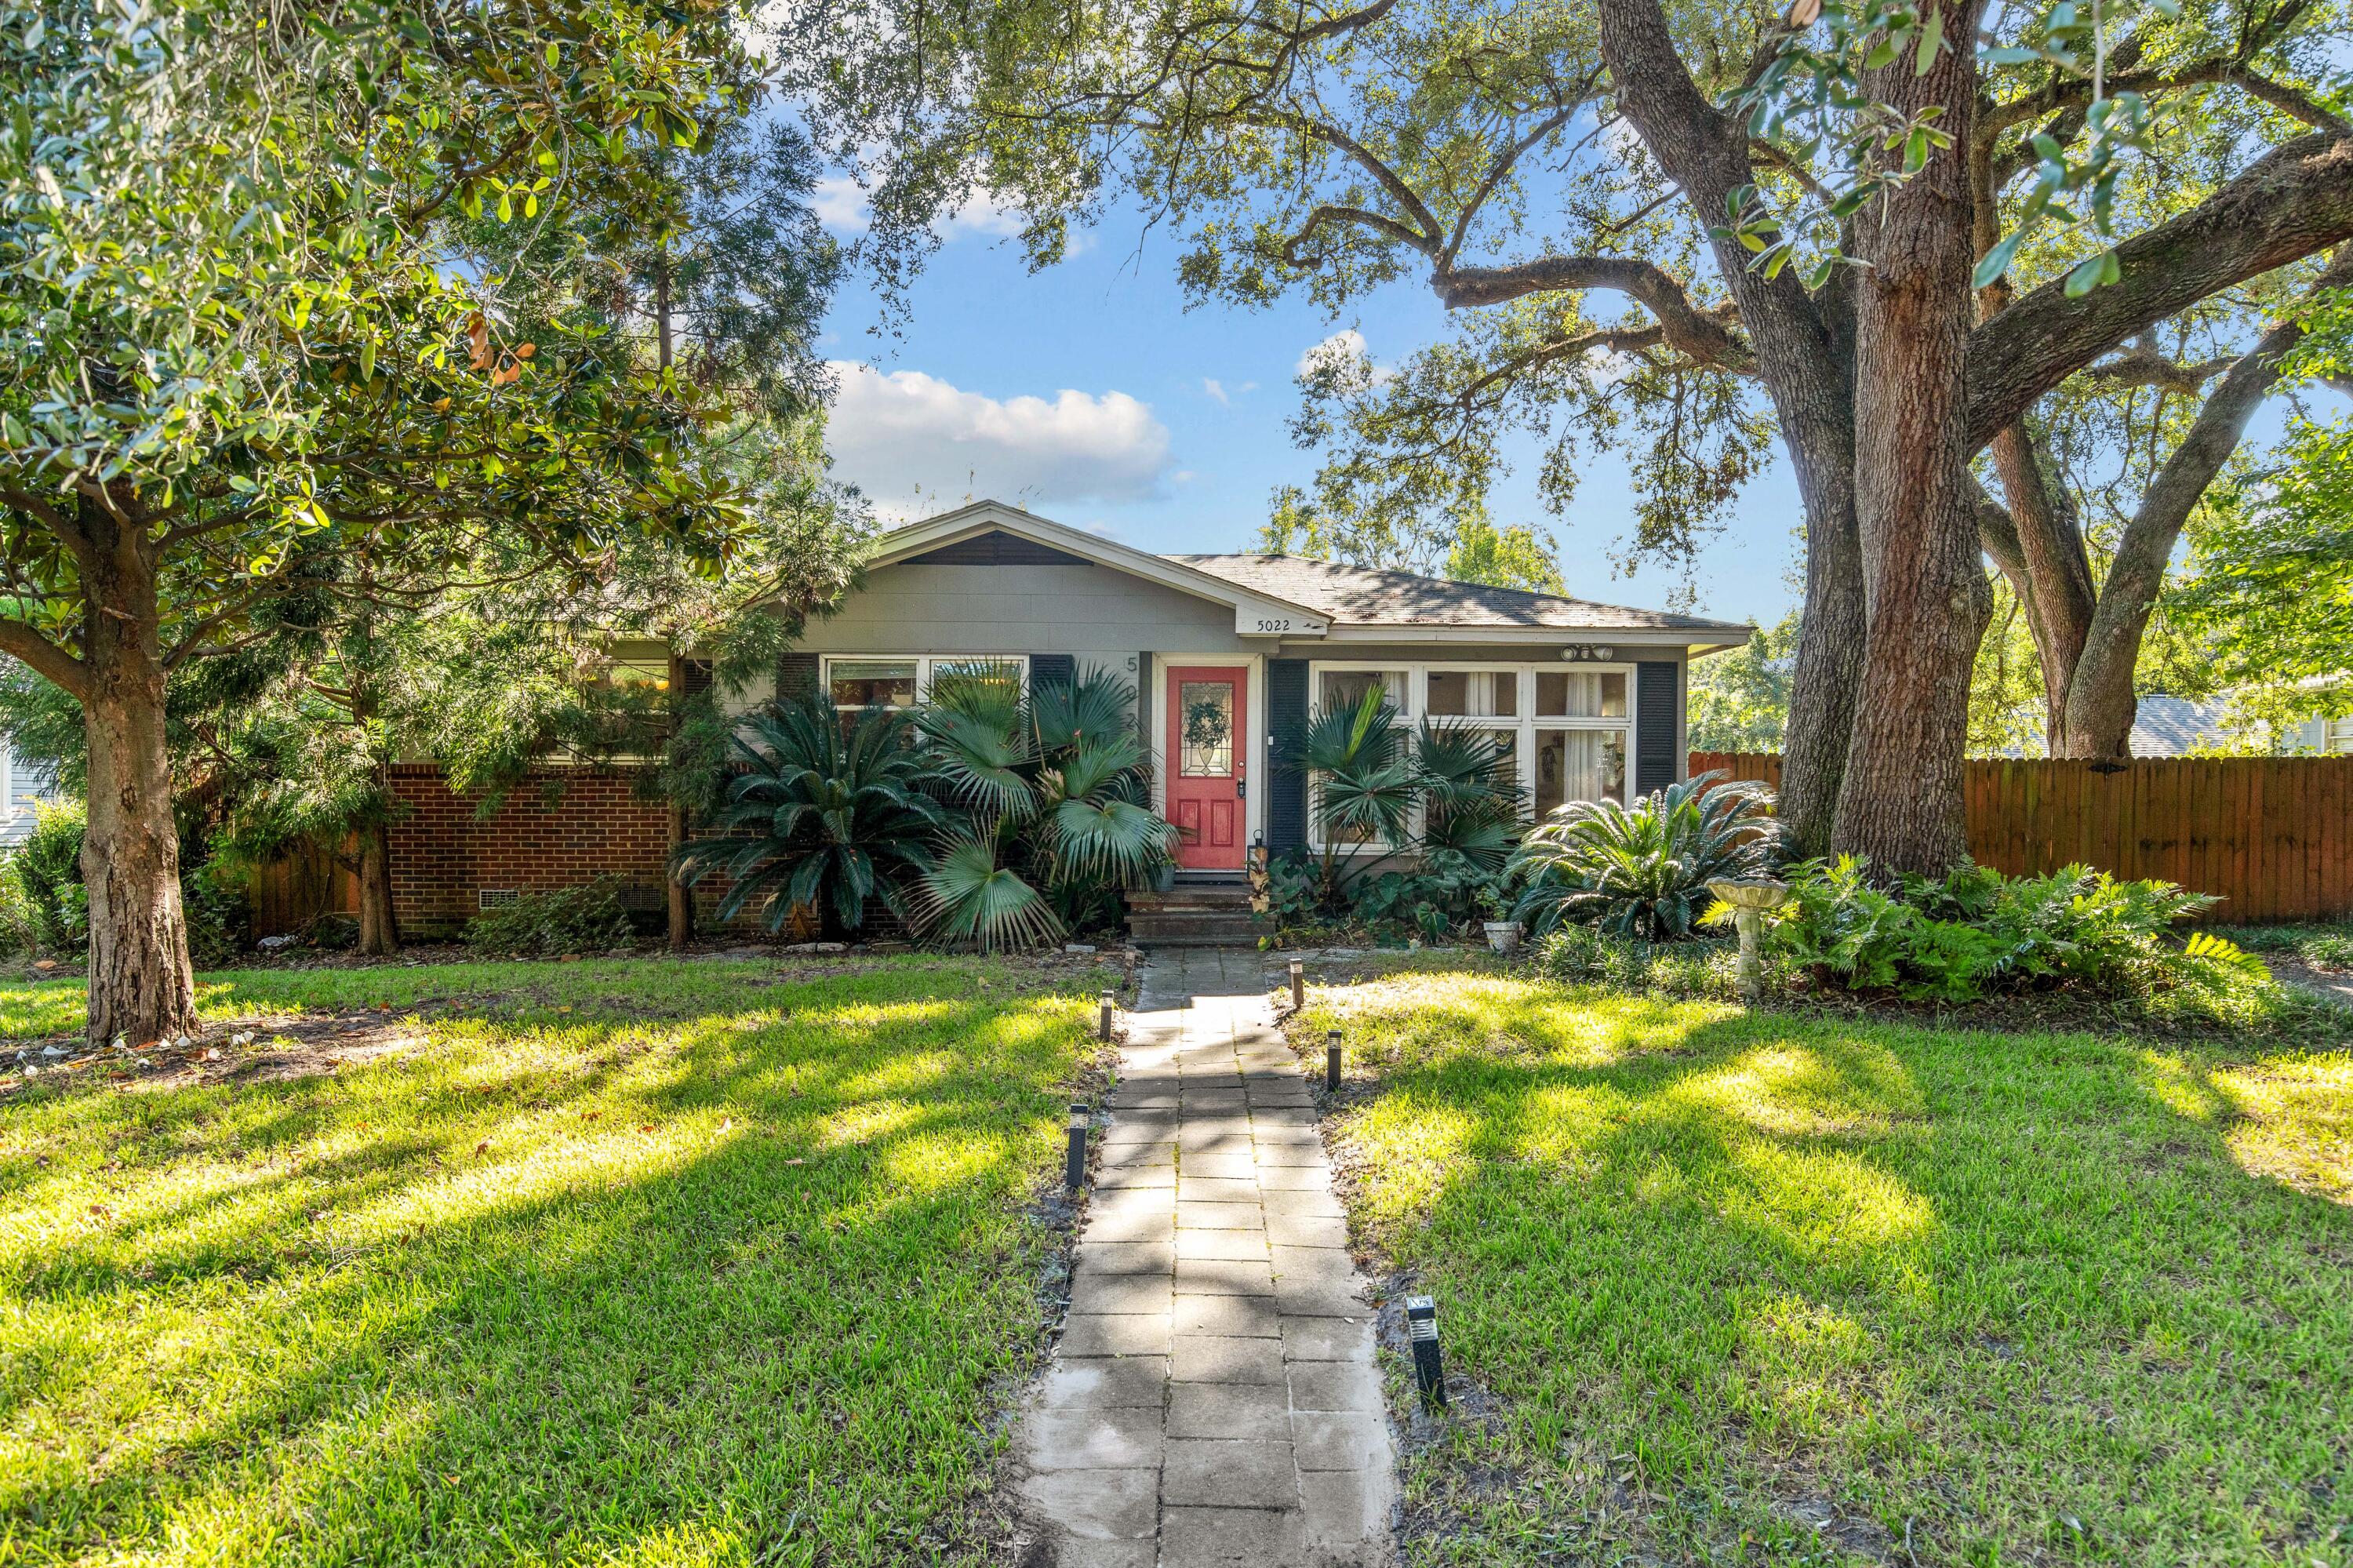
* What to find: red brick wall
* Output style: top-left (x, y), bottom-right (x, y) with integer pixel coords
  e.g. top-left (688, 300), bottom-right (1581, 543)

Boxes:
top-left (386, 765), bottom-right (673, 934)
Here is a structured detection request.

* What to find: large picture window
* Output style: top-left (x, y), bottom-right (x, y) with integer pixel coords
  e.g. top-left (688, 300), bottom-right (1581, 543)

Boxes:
top-left (823, 655), bottom-right (1028, 721)
top-left (1308, 660), bottom-right (1643, 849)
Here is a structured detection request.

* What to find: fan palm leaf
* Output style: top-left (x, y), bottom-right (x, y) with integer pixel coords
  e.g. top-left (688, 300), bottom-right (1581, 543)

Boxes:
top-left (915, 831), bottom-right (1066, 950)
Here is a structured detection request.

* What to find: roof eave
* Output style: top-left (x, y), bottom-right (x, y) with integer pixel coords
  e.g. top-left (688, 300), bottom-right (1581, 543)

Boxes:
top-left (865, 502), bottom-right (1331, 632)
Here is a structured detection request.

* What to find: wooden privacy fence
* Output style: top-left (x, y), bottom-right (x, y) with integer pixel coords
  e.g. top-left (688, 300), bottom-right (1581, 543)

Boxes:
top-left (1689, 751), bottom-right (2353, 923)
top-left (245, 842), bottom-right (357, 937)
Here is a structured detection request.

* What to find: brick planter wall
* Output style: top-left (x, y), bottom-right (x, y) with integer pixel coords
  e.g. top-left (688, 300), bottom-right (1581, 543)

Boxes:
top-left (386, 764), bottom-right (674, 937)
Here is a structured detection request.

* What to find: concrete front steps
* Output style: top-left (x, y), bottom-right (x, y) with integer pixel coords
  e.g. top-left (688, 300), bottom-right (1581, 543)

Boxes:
top-left (1128, 880), bottom-right (1263, 948)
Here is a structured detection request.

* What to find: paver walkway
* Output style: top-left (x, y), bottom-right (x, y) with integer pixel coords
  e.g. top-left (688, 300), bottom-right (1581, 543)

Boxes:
top-left (1016, 947), bottom-right (1397, 1567)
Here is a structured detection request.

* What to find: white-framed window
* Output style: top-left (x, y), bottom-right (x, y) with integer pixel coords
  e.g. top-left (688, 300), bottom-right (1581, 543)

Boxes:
top-left (822, 655), bottom-right (1029, 719)
top-left (1307, 660), bottom-right (1639, 849)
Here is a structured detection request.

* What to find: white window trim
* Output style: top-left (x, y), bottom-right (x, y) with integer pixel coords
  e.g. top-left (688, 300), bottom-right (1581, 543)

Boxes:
top-left (1304, 659), bottom-right (1638, 852)
top-left (821, 654), bottom-right (1032, 710)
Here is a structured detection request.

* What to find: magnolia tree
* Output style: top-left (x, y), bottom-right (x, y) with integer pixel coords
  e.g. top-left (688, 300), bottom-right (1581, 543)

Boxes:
top-left (784, 0), bottom-right (2352, 867)
top-left (0, 0), bottom-right (760, 1044)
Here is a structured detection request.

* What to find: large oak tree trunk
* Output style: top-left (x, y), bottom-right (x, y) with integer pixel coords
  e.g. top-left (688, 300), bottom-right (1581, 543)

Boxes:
top-left (78, 499), bottom-right (199, 1048)
top-left (1595, 0), bottom-right (1867, 856)
top-left (1831, 21), bottom-right (1991, 872)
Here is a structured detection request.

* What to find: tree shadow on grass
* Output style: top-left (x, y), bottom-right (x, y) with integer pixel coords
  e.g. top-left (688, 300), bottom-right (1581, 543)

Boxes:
top-left (1321, 978), bottom-right (2353, 1565)
top-left (0, 965), bottom-right (1103, 1567)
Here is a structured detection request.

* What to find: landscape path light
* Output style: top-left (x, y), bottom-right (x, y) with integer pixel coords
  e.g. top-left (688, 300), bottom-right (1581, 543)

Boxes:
top-left (1706, 879), bottom-right (1791, 1003)
top-left (1326, 1029), bottom-right (1343, 1092)
top-left (1406, 1294), bottom-right (1446, 1408)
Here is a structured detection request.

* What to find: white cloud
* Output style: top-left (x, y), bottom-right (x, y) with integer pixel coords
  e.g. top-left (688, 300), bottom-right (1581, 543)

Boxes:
top-left (1296, 328), bottom-right (1368, 377)
top-left (825, 362), bottom-right (1174, 520)
top-left (809, 176), bottom-right (871, 234)
top-left (1202, 377), bottom-right (1229, 405)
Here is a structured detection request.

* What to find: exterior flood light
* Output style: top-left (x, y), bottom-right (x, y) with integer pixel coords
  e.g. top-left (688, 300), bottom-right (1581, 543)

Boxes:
top-left (1325, 1029), bottom-right (1343, 1092)
top-left (1065, 1103), bottom-right (1089, 1190)
top-left (1406, 1294), bottom-right (1446, 1408)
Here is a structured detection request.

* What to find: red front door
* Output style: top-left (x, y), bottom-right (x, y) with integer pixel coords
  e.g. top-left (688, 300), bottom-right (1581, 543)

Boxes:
top-left (1166, 666), bottom-right (1248, 871)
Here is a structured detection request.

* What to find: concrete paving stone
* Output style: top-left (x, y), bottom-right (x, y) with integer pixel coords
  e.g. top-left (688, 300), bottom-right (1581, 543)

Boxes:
top-left (1023, 1406), bottom-right (1166, 1470)
top-left (1257, 1186), bottom-right (1346, 1218)
top-left (1081, 1207), bottom-right (1175, 1245)
top-left (1100, 1139), bottom-right (1176, 1169)
top-left (1176, 1201), bottom-right (1264, 1231)
top-left (1042, 1539), bottom-right (1155, 1568)
top-left (1264, 1212), bottom-right (1347, 1249)
top-left (1179, 1087), bottom-right (1249, 1108)
top-left (1246, 1102), bottom-right (1315, 1127)
top-left (1246, 1090), bottom-right (1314, 1111)
top-left (1059, 1313), bottom-right (1173, 1358)
top-left (1037, 1356), bottom-right (1168, 1409)
top-left (1171, 1333), bottom-right (1286, 1384)
top-left (1166, 1379), bottom-right (1292, 1440)
top-left (1077, 1241), bottom-right (1175, 1278)
top-left (1287, 1358), bottom-right (1385, 1413)
top-left (1181, 1153), bottom-right (1260, 1182)
top-left (1250, 1141), bottom-right (1325, 1167)
top-left (1175, 1292), bottom-right (1280, 1338)
top-left (1101, 1116), bottom-right (1180, 1146)
top-left (1280, 1315), bottom-right (1376, 1362)
top-left (1251, 1122), bottom-right (1322, 1143)
top-left (1255, 1165), bottom-right (1333, 1191)
top-left (1176, 1229), bottom-right (1271, 1262)
top-left (1300, 1468), bottom-right (1395, 1552)
top-left (1094, 1164), bottom-right (1176, 1191)
top-left (1176, 1256), bottom-right (1276, 1296)
top-left (1158, 1507), bottom-right (1306, 1566)
top-left (1162, 1439), bottom-right (1300, 1509)
top-left (1069, 1272), bottom-right (1176, 1316)
top-left (1178, 1132), bottom-right (1256, 1159)
top-left (1089, 1184), bottom-right (1176, 1215)
top-left (1288, 1410), bottom-right (1390, 1471)
top-left (1275, 1275), bottom-right (1371, 1317)
top-left (1269, 1243), bottom-right (1354, 1282)
top-left (1177, 1176), bottom-right (1260, 1204)
top-left (1016, 1468), bottom-right (1159, 1541)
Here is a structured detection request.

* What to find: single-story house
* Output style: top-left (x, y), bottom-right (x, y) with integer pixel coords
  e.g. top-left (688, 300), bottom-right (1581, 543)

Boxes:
top-left (364, 500), bottom-right (1751, 935)
top-left (773, 500), bottom-right (1751, 874)
top-left (0, 734), bottom-right (60, 849)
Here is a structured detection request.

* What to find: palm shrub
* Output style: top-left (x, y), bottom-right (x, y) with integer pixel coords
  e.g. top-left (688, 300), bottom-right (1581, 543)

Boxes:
top-left (1507, 770), bottom-right (1780, 940)
top-left (1292, 684), bottom-right (1522, 922)
top-left (914, 667), bottom-right (1178, 949)
top-left (678, 697), bottom-right (950, 935)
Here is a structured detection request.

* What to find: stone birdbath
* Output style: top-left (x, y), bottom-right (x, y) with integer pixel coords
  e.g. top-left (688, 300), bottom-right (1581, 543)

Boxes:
top-left (1707, 879), bottom-right (1791, 1002)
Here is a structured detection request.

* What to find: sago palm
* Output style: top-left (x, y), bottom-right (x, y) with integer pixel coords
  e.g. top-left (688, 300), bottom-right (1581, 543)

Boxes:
top-left (677, 697), bottom-right (949, 933)
top-left (1508, 770), bottom-right (1780, 941)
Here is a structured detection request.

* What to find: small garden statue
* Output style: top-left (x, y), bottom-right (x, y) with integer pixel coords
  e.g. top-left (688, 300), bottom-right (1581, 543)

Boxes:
top-left (1706, 879), bottom-right (1790, 1002)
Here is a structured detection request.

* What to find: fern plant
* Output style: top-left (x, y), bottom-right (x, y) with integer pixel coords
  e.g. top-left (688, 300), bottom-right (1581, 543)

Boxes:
top-left (1508, 770), bottom-right (1780, 941)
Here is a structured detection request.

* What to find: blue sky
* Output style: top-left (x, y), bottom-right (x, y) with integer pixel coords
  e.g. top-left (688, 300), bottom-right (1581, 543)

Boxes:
top-left (811, 190), bottom-right (1805, 629)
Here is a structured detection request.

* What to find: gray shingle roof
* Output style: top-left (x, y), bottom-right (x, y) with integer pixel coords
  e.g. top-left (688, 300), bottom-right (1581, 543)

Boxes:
top-left (1166, 553), bottom-right (1751, 634)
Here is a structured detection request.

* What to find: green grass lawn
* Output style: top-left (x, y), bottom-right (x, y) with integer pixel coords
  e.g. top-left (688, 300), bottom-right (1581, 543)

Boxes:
top-left (0, 958), bottom-right (1107, 1566)
top-left (1296, 973), bottom-right (2353, 1567)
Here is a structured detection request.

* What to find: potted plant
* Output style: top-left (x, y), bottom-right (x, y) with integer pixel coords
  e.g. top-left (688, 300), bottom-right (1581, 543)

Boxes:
top-left (1478, 886), bottom-right (1521, 954)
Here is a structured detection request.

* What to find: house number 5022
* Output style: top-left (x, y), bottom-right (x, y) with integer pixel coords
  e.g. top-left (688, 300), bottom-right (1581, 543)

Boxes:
top-left (1254, 617), bottom-right (1293, 632)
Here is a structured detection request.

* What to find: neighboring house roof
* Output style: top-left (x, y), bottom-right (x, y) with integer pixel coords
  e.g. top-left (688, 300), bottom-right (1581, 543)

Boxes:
top-left (864, 500), bottom-right (1750, 650)
top-left (1169, 553), bottom-right (1753, 637)
top-left (2130, 695), bottom-right (2235, 757)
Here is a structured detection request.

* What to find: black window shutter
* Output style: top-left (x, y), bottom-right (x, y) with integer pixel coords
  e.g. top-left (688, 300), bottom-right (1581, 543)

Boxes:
top-left (1635, 660), bottom-right (1680, 796)
top-left (1136, 653), bottom-right (1154, 745)
top-left (1030, 653), bottom-right (1076, 693)
top-left (1267, 659), bottom-right (1310, 852)
top-left (776, 651), bottom-right (820, 704)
